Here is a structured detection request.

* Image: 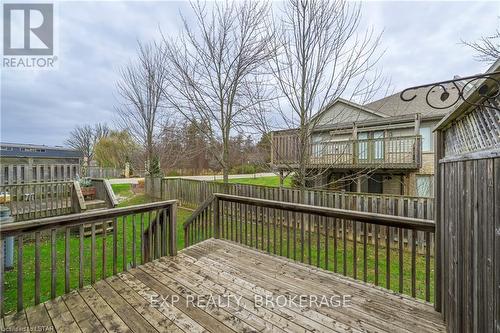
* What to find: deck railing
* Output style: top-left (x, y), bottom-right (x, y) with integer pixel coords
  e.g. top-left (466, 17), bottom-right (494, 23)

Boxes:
top-left (272, 134), bottom-right (422, 169)
top-left (0, 181), bottom-right (75, 221)
top-left (184, 193), bottom-right (436, 303)
top-left (163, 178), bottom-right (435, 252)
top-left (0, 200), bottom-right (177, 316)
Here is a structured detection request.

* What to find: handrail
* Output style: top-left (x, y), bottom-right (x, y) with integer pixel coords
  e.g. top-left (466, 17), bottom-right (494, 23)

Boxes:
top-left (0, 200), bottom-right (177, 236)
top-left (183, 196), bottom-right (214, 231)
top-left (214, 193), bottom-right (435, 232)
top-left (183, 196), bottom-right (214, 247)
top-left (0, 180), bottom-right (73, 187)
top-left (313, 134), bottom-right (420, 144)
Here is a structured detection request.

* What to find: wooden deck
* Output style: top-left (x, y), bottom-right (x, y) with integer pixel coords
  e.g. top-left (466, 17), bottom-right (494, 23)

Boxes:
top-left (1, 239), bottom-right (445, 333)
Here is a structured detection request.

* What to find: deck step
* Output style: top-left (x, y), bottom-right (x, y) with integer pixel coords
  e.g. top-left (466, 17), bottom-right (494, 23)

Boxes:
top-left (84, 199), bottom-right (107, 210)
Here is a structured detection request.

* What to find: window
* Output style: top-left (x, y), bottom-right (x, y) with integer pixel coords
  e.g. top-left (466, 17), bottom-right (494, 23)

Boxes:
top-left (419, 127), bottom-right (433, 152)
top-left (32, 167), bottom-right (37, 182)
top-left (13, 166), bottom-right (17, 183)
top-left (416, 175), bottom-right (434, 197)
top-left (311, 135), bottom-right (323, 157)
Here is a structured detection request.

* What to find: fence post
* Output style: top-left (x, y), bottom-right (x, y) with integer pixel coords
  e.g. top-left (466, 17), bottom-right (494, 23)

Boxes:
top-left (214, 196), bottom-right (220, 239)
top-left (169, 202), bottom-right (177, 256)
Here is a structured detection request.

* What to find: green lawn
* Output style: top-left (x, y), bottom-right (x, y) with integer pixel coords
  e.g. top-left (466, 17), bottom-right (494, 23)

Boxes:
top-left (220, 176), bottom-right (292, 187)
top-left (111, 183), bottom-right (134, 198)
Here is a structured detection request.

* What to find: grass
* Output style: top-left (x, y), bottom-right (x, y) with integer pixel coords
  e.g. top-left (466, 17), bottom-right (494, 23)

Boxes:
top-left (111, 183), bottom-right (134, 198)
top-left (219, 176), bottom-right (292, 187)
top-left (3, 192), bottom-right (193, 315)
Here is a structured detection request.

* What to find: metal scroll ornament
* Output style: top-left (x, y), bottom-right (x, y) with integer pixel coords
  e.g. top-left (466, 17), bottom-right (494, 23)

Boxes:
top-left (400, 71), bottom-right (500, 110)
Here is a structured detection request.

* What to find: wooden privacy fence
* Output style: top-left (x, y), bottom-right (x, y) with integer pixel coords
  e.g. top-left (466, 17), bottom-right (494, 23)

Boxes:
top-left (0, 181), bottom-right (76, 221)
top-left (160, 177), bottom-right (435, 253)
top-left (0, 200), bottom-right (177, 315)
top-left (184, 193), bottom-right (436, 303)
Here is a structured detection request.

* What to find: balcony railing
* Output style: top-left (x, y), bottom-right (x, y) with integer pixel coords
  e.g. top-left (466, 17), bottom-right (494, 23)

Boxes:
top-left (272, 134), bottom-right (422, 169)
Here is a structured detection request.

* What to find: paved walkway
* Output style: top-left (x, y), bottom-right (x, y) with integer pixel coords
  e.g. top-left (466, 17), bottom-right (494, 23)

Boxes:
top-left (108, 173), bottom-right (277, 185)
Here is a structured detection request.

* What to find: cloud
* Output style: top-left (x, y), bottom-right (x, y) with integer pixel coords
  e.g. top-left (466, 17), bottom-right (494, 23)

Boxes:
top-left (1, 0), bottom-right (498, 145)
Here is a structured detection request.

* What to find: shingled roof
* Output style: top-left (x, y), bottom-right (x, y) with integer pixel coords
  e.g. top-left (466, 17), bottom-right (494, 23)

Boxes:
top-left (364, 82), bottom-right (459, 118)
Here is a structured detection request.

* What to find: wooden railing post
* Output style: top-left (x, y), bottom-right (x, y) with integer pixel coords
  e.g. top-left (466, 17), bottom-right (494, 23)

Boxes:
top-left (214, 196), bottom-right (220, 239)
top-left (169, 203), bottom-right (177, 256)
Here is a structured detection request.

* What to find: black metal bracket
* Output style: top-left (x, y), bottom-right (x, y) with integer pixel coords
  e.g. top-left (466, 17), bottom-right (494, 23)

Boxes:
top-left (400, 71), bottom-right (500, 110)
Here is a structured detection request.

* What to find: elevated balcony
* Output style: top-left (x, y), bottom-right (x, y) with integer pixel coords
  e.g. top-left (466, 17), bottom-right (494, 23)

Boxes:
top-left (272, 132), bottom-right (422, 170)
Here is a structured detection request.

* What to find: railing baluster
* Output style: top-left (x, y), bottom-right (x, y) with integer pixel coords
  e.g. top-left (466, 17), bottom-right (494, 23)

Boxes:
top-left (267, 207), bottom-right (271, 253)
top-left (123, 216), bottom-right (127, 271)
top-left (333, 218), bottom-right (338, 273)
top-left (353, 221), bottom-right (357, 279)
top-left (342, 219), bottom-right (347, 276)
top-left (260, 206), bottom-right (264, 250)
top-left (374, 225), bottom-right (379, 285)
top-left (244, 204), bottom-right (248, 245)
top-left (324, 217), bottom-right (329, 270)
top-left (386, 226), bottom-right (391, 290)
top-left (65, 227), bottom-right (70, 293)
top-left (316, 214), bottom-right (320, 268)
top-left (132, 214), bottom-right (137, 267)
top-left (113, 217), bottom-right (118, 274)
top-left (102, 220), bottom-right (107, 278)
top-left (307, 213), bottom-right (312, 266)
top-left (35, 231), bottom-right (41, 304)
top-left (425, 231), bottom-right (431, 302)
top-left (155, 211), bottom-right (160, 259)
top-left (363, 223), bottom-right (367, 282)
top-left (0, 238), bottom-right (4, 317)
top-left (140, 213), bottom-right (144, 263)
top-left (51, 228), bottom-right (56, 299)
top-left (17, 235), bottom-right (23, 311)
top-left (91, 223), bottom-right (96, 283)
top-left (148, 212), bottom-right (153, 261)
top-left (232, 201), bottom-right (236, 242)
top-left (399, 228), bottom-right (404, 293)
top-left (79, 225), bottom-right (84, 288)
top-left (411, 229), bottom-right (417, 298)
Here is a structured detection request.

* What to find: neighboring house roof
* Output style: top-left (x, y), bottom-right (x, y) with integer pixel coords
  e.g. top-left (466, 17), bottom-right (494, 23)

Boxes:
top-left (364, 83), bottom-right (459, 118)
top-left (436, 58), bottom-right (500, 130)
top-left (0, 142), bottom-right (82, 159)
top-left (313, 98), bottom-right (389, 121)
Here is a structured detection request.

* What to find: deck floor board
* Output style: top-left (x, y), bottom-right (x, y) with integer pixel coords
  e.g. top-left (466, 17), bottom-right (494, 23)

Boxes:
top-left (5, 239), bottom-right (445, 333)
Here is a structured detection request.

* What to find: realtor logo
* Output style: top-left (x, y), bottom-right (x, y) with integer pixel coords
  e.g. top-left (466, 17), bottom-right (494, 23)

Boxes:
top-left (3, 3), bottom-right (53, 56)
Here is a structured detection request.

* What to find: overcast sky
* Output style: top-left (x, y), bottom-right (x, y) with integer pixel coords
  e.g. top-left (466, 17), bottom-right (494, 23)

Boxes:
top-left (1, 0), bottom-right (498, 146)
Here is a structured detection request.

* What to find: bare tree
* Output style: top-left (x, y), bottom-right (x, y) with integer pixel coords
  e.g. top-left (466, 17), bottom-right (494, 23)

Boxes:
top-left (270, 0), bottom-right (384, 189)
top-left (65, 123), bottom-right (109, 175)
top-left (161, 0), bottom-right (273, 183)
top-left (116, 41), bottom-right (169, 174)
top-left (462, 29), bottom-right (500, 64)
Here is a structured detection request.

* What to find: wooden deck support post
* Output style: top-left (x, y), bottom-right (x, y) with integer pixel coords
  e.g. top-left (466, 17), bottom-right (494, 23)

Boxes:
top-left (169, 203), bottom-right (177, 256)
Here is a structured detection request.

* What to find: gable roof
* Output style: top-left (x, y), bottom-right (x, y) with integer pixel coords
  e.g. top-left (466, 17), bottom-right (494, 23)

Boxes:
top-left (311, 98), bottom-right (389, 124)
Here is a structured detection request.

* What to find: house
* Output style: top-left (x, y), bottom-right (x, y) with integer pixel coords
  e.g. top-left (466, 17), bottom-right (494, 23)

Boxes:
top-left (271, 84), bottom-right (460, 197)
top-left (0, 142), bottom-right (82, 184)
